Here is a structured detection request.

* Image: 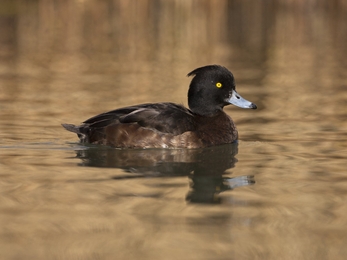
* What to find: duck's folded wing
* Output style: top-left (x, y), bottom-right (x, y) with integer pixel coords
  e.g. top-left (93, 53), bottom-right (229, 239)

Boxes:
top-left (82, 103), bottom-right (195, 135)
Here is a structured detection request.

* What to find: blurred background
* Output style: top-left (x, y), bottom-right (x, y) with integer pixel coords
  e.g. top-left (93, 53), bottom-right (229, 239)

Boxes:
top-left (0, 1), bottom-right (347, 260)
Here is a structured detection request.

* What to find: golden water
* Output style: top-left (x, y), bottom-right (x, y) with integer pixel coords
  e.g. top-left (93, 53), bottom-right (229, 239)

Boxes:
top-left (1, 1), bottom-right (347, 259)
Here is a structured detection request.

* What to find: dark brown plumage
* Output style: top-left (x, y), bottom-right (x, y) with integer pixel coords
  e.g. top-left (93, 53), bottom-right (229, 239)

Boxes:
top-left (62, 65), bottom-right (257, 148)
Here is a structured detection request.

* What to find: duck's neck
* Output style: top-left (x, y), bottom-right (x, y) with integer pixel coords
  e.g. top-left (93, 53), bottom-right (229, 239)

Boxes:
top-left (189, 104), bottom-right (223, 117)
top-left (194, 111), bottom-right (238, 145)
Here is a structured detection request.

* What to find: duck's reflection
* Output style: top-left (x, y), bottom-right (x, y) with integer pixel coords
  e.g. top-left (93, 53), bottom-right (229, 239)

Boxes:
top-left (74, 143), bottom-right (254, 204)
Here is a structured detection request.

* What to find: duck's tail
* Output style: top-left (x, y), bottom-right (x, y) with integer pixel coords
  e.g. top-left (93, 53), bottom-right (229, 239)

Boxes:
top-left (62, 123), bottom-right (104, 144)
top-left (62, 123), bottom-right (81, 134)
top-left (62, 123), bottom-right (88, 141)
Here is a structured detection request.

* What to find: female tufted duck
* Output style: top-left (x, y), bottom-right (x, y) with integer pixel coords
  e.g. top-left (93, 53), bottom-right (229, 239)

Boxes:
top-left (62, 65), bottom-right (257, 148)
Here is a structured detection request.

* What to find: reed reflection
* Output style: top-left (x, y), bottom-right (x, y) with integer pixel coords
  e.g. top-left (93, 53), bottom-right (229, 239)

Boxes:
top-left (74, 143), bottom-right (254, 203)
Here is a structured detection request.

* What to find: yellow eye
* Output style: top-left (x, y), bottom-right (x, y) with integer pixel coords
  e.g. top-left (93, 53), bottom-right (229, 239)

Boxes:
top-left (216, 82), bottom-right (222, 88)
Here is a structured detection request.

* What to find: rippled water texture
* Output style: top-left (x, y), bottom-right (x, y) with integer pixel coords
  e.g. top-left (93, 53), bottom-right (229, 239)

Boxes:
top-left (1, 1), bottom-right (347, 259)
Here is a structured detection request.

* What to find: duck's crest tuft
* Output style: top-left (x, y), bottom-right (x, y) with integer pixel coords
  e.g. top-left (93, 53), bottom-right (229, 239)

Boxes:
top-left (187, 65), bottom-right (227, 77)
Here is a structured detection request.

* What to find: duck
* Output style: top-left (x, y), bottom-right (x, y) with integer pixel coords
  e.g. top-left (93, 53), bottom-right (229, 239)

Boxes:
top-left (62, 65), bottom-right (257, 149)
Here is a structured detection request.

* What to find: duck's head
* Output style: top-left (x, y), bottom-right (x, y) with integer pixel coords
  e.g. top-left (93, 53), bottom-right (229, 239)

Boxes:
top-left (187, 65), bottom-right (257, 116)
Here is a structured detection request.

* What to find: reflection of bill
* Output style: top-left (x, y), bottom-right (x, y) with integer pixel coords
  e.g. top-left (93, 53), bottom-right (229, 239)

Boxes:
top-left (72, 143), bottom-right (254, 203)
top-left (187, 174), bottom-right (255, 204)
